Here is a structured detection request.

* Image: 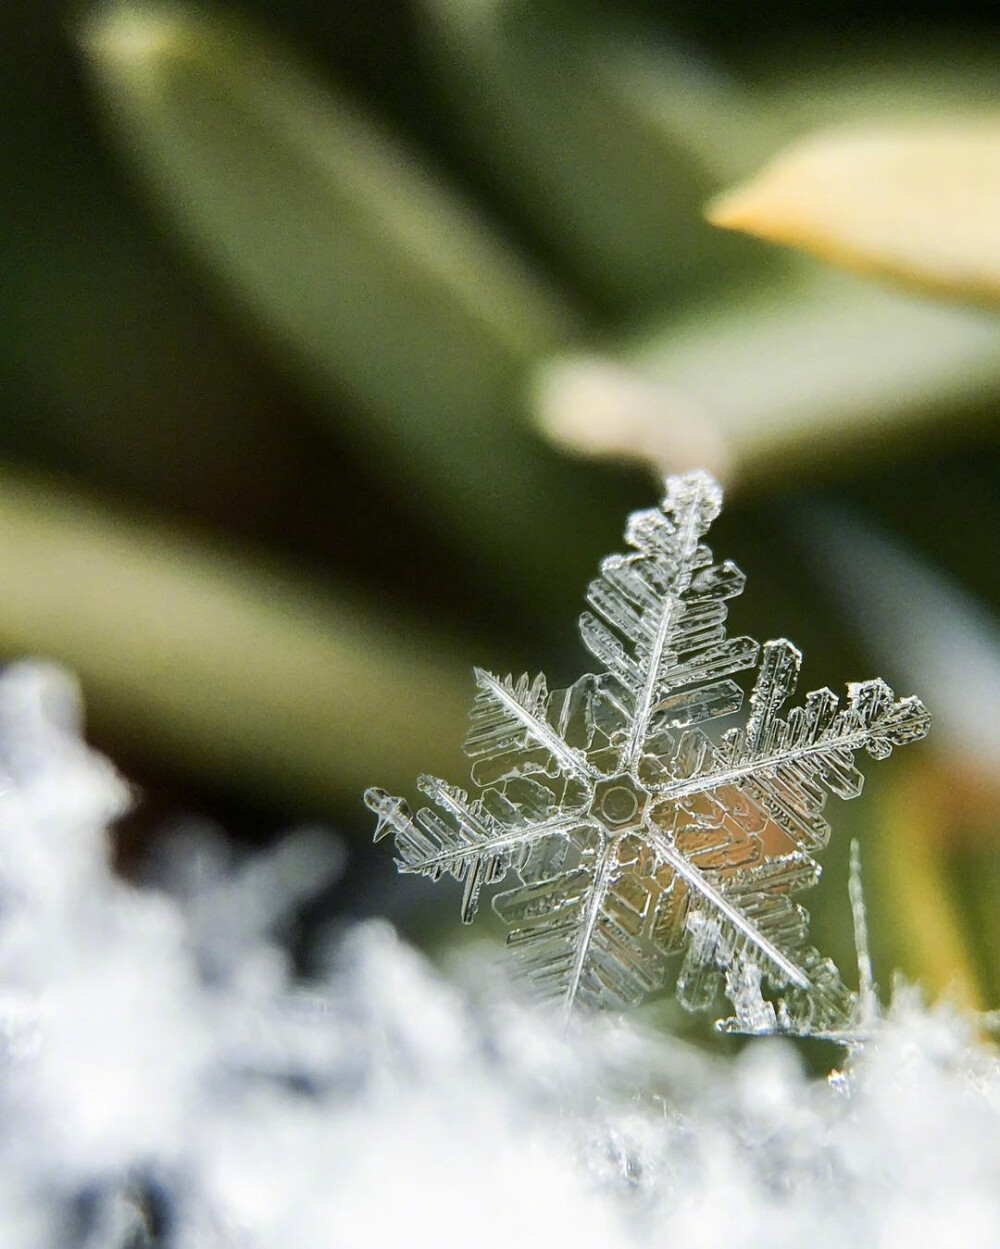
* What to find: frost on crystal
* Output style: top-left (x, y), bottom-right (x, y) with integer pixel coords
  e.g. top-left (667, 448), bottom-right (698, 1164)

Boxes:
top-left (366, 471), bottom-right (930, 1034)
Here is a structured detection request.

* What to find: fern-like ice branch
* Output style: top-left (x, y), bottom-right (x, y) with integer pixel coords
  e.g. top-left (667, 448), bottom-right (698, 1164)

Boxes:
top-left (365, 470), bottom-right (930, 1035)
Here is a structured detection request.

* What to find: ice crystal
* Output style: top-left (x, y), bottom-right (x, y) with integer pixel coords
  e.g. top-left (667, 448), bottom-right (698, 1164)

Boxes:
top-left (366, 471), bottom-right (930, 1033)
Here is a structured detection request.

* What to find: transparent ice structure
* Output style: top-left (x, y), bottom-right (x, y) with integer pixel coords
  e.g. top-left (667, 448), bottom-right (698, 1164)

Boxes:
top-left (367, 471), bottom-right (930, 1034)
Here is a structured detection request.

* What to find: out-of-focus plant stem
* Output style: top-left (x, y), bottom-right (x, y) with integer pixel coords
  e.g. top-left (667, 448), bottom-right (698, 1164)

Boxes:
top-left (877, 761), bottom-right (986, 1011)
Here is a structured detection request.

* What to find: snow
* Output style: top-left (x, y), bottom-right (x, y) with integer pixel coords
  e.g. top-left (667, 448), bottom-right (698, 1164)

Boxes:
top-left (0, 659), bottom-right (996, 1248)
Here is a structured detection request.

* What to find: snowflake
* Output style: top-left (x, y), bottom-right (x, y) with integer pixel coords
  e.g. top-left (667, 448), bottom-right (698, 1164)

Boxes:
top-left (365, 472), bottom-right (929, 1035)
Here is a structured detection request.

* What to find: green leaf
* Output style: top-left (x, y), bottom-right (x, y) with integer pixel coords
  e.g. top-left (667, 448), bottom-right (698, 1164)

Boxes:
top-left (415, 0), bottom-right (775, 311)
top-left (79, 3), bottom-right (612, 614)
top-left (0, 466), bottom-right (473, 813)
top-left (534, 268), bottom-right (1000, 484)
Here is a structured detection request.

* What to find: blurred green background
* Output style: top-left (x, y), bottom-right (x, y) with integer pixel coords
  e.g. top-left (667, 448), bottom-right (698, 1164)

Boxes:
top-left (2, 0), bottom-right (998, 1017)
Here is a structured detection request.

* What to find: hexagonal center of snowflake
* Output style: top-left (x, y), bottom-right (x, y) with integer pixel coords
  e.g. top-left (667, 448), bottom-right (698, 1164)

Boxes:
top-left (590, 774), bottom-right (648, 831)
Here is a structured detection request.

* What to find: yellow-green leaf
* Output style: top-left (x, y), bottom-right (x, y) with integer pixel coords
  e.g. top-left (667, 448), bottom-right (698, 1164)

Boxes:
top-left (708, 123), bottom-right (1000, 306)
top-left (0, 467), bottom-right (473, 814)
top-left (876, 764), bottom-right (986, 1011)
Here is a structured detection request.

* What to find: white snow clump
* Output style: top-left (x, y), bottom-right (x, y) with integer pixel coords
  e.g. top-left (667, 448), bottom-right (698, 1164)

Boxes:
top-left (0, 659), bottom-right (998, 1248)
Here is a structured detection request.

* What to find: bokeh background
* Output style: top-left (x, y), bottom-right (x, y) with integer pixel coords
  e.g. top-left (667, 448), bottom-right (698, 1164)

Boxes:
top-left (2, 0), bottom-right (999, 1025)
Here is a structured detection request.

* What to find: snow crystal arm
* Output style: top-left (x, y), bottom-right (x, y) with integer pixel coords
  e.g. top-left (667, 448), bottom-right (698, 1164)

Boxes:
top-left (495, 840), bottom-right (674, 1013)
top-left (643, 824), bottom-right (812, 990)
top-left (622, 474), bottom-right (721, 768)
top-left (578, 472), bottom-right (759, 775)
top-left (654, 654), bottom-right (930, 851)
top-left (365, 781), bottom-right (596, 922)
top-left (561, 841), bottom-right (619, 1015)
top-left (395, 811), bottom-right (590, 876)
top-left (469, 668), bottom-right (597, 783)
